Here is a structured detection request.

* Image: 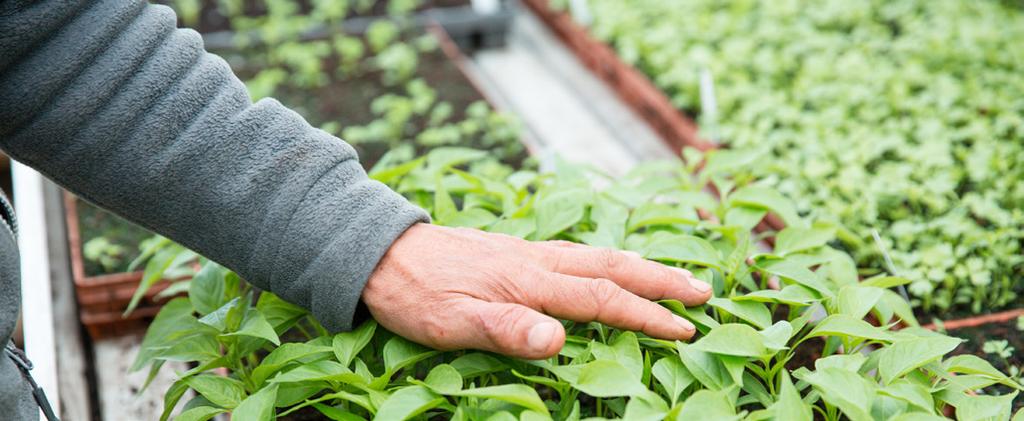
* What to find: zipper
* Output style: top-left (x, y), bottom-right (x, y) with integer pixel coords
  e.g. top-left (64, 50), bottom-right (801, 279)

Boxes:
top-left (5, 341), bottom-right (59, 421)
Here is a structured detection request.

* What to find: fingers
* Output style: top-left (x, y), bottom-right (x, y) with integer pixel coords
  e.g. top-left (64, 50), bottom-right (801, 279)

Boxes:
top-left (531, 273), bottom-right (697, 341)
top-left (542, 245), bottom-right (712, 306)
top-left (461, 300), bottom-right (566, 359)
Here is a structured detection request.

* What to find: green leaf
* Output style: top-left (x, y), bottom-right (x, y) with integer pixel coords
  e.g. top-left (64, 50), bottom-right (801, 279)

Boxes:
top-left (447, 208), bottom-right (497, 228)
top-left (735, 285), bottom-right (817, 306)
top-left (373, 385), bottom-right (445, 421)
top-left (691, 323), bottom-right (768, 357)
top-left (701, 148), bottom-right (762, 179)
top-left (131, 298), bottom-right (204, 372)
top-left (251, 342), bottom-right (333, 386)
top-left (954, 392), bottom-right (1018, 421)
top-left (707, 297), bottom-right (772, 329)
top-left (370, 156), bottom-right (426, 184)
top-left (450, 384), bottom-right (549, 415)
top-left (627, 202), bottom-right (698, 232)
top-left (759, 321), bottom-right (794, 352)
top-left (383, 336), bottom-right (439, 375)
top-left (488, 218), bottom-right (535, 238)
top-left (232, 384), bottom-right (278, 421)
top-left (572, 360), bottom-right (648, 397)
top-left (814, 354), bottom-right (867, 373)
top-left (676, 389), bottom-right (741, 421)
top-left (450, 353), bottom-right (507, 378)
top-left (944, 354), bottom-right (1021, 388)
top-left (878, 336), bottom-right (963, 384)
top-left (220, 309), bottom-right (280, 345)
top-left (676, 342), bottom-right (734, 390)
top-left (185, 375), bottom-right (246, 409)
top-left (651, 356), bottom-right (693, 406)
top-left (644, 235), bottom-right (723, 268)
top-left (434, 176), bottom-right (458, 222)
top-left (728, 185), bottom-right (804, 228)
top-left (802, 367), bottom-right (875, 421)
top-left (270, 360), bottom-right (365, 385)
top-left (534, 188), bottom-right (588, 240)
top-left (188, 262), bottom-right (230, 316)
top-left (860, 276), bottom-right (913, 289)
top-left (622, 390), bottom-right (669, 421)
top-left (423, 364), bottom-right (463, 394)
top-left (174, 406), bottom-right (226, 421)
top-left (836, 285), bottom-right (884, 320)
top-left (256, 292), bottom-right (306, 330)
top-left (333, 320), bottom-right (377, 367)
top-left (312, 403), bottom-right (365, 421)
top-left (773, 226), bottom-right (835, 256)
top-left (878, 380), bottom-right (935, 412)
top-left (590, 331), bottom-right (643, 380)
top-left (757, 259), bottom-right (833, 297)
top-left (723, 206), bottom-right (767, 232)
top-left (126, 244), bottom-right (196, 315)
top-left (878, 289), bottom-right (920, 327)
top-left (805, 314), bottom-right (896, 343)
top-left (425, 147), bottom-right (488, 171)
top-left (770, 371), bottom-right (811, 421)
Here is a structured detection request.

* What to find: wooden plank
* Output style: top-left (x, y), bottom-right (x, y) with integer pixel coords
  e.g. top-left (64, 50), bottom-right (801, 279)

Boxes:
top-left (43, 181), bottom-right (93, 420)
top-left (94, 334), bottom-right (193, 420)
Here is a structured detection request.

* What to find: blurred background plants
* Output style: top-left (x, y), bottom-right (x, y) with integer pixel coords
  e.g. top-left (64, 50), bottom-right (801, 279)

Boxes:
top-left (578, 0), bottom-right (1024, 316)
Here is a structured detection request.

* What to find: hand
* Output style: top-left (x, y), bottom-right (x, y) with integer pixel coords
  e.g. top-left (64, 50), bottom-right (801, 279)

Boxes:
top-left (362, 223), bottom-right (713, 359)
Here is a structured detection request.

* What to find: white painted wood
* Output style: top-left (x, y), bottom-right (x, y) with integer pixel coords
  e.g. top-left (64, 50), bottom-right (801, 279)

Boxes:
top-left (95, 335), bottom-right (193, 420)
top-left (468, 11), bottom-right (673, 175)
top-left (12, 162), bottom-right (60, 418)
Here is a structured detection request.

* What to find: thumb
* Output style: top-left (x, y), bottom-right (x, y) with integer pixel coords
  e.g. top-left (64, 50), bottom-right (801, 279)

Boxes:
top-left (467, 301), bottom-right (566, 359)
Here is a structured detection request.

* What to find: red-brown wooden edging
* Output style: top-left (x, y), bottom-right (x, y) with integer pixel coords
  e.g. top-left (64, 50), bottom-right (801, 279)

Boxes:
top-left (64, 192), bottom-right (175, 339)
top-left (521, 0), bottom-right (1020, 333)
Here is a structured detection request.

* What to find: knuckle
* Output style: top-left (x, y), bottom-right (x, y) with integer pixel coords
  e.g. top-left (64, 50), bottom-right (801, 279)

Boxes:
top-left (480, 305), bottom-right (529, 345)
top-left (596, 248), bottom-right (625, 272)
top-left (586, 278), bottom-right (621, 307)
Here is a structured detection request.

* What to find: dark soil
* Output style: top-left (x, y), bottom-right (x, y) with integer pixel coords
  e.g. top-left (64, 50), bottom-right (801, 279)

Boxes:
top-left (947, 319), bottom-right (1024, 411)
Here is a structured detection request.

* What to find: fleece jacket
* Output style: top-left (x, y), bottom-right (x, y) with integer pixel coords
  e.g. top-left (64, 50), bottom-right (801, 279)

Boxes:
top-left (0, 0), bottom-right (430, 417)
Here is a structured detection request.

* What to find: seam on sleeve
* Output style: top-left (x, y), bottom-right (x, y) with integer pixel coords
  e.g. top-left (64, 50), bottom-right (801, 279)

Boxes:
top-left (3, 0), bottom-right (147, 139)
top-left (262, 155), bottom-right (355, 292)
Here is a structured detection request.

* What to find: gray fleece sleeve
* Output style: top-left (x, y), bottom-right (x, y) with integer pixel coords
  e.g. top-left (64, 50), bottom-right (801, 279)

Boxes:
top-left (0, 0), bottom-right (430, 332)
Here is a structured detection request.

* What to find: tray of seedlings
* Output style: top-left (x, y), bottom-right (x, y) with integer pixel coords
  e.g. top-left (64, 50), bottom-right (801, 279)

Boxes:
top-left (68, 0), bottom-right (529, 339)
top-left (129, 147), bottom-right (1020, 420)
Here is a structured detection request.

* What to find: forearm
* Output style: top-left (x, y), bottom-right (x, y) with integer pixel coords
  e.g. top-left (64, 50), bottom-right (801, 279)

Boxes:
top-left (0, 0), bottom-right (428, 331)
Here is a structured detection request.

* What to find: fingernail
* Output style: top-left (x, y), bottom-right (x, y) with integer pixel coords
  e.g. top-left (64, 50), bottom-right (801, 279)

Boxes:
top-left (670, 267), bottom-right (709, 292)
top-left (528, 322), bottom-right (558, 353)
top-left (688, 277), bottom-right (712, 293)
top-left (623, 250), bottom-right (642, 259)
top-left (673, 315), bottom-right (695, 333)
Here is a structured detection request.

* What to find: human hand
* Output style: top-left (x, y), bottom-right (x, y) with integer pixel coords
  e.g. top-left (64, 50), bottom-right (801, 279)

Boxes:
top-left (361, 223), bottom-right (713, 359)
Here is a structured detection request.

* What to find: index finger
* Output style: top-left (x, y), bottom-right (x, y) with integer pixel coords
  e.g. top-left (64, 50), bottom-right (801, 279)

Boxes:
top-left (541, 244), bottom-right (713, 306)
